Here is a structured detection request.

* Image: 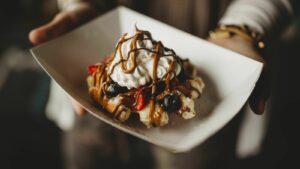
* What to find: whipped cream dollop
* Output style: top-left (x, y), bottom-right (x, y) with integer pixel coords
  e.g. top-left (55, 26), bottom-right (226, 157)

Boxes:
top-left (108, 29), bottom-right (181, 89)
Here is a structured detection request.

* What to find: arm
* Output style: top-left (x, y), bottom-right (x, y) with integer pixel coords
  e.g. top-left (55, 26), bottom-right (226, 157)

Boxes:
top-left (210, 0), bottom-right (294, 114)
top-left (220, 0), bottom-right (293, 39)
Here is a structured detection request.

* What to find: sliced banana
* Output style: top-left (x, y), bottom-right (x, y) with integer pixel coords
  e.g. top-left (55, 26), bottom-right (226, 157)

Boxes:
top-left (138, 103), bottom-right (169, 128)
top-left (178, 94), bottom-right (196, 119)
top-left (189, 76), bottom-right (205, 99)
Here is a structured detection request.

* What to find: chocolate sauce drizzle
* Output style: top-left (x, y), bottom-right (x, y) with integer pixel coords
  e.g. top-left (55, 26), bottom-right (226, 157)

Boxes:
top-left (92, 28), bottom-right (186, 125)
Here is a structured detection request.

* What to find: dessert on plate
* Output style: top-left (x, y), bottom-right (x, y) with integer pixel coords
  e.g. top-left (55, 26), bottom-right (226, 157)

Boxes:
top-left (87, 27), bottom-right (205, 127)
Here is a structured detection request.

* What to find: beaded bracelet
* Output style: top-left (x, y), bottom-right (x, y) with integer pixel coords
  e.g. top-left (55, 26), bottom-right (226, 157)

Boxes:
top-left (209, 25), bottom-right (266, 53)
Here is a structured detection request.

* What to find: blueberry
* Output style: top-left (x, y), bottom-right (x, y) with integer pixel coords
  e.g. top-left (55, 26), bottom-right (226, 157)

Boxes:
top-left (177, 70), bottom-right (186, 82)
top-left (155, 81), bottom-right (166, 95)
top-left (106, 82), bottom-right (128, 97)
top-left (160, 93), bottom-right (181, 113)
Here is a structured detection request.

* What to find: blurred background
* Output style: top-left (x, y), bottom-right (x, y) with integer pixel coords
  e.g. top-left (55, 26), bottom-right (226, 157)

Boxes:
top-left (0, 1), bottom-right (62, 169)
top-left (0, 0), bottom-right (299, 169)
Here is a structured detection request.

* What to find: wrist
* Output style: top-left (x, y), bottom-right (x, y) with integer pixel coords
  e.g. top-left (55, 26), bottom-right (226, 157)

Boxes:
top-left (209, 25), bottom-right (266, 56)
top-left (208, 28), bottom-right (265, 64)
top-left (63, 1), bottom-right (94, 12)
top-left (58, 0), bottom-right (91, 11)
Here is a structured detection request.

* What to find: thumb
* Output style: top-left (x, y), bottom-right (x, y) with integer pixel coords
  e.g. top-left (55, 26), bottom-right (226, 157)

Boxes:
top-left (249, 66), bottom-right (270, 114)
top-left (29, 2), bottom-right (97, 45)
top-left (29, 12), bottom-right (75, 45)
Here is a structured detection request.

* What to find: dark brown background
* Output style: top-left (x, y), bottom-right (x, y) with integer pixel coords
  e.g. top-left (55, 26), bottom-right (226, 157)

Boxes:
top-left (0, 1), bottom-right (300, 169)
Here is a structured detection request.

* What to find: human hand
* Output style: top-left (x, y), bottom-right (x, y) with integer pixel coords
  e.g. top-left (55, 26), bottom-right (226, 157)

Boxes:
top-left (29, 2), bottom-right (97, 45)
top-left (29, 2), bottom-right (98, 115)
top-left (70, 97), bottom-right (87, 116)
top-left (209, 35), bottom-right (269, 115)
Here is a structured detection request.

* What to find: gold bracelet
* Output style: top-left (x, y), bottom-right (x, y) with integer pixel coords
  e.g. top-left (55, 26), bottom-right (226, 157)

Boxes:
top-left (209, 25), bottom-right (266, 52)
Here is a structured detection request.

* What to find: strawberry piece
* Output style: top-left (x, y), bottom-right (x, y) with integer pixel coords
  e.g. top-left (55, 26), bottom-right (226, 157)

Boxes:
top-left (136, 88), bottom-right (145, 111)
top-left (88, 64), bottom-right (99, 75)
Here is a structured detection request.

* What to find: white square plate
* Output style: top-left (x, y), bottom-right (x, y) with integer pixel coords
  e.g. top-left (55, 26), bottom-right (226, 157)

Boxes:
top-left (31, 6), bottom-right (263, 152)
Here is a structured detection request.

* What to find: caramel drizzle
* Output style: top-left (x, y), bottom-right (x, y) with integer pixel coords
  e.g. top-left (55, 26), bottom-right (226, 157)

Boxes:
top-left (116, 29), bottom-right (181, 125)
top-left (93, 28), bottom-right (186, 125)
top-left (109, 28), bottom-right (181, 76)
top-left (165, 60), bottom-right (175, 91)
top-left (149, 42), bottom-right (161, 126)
